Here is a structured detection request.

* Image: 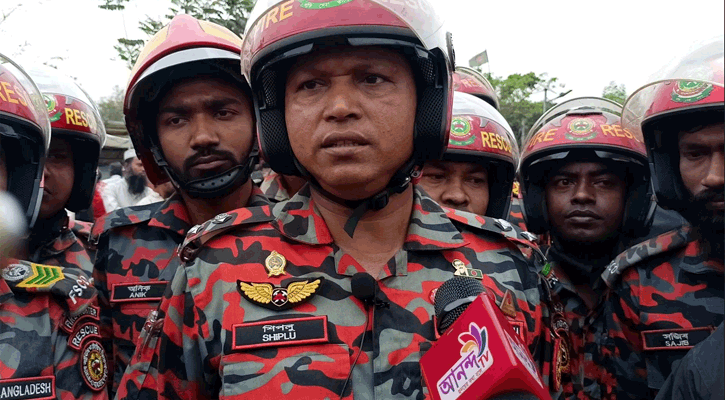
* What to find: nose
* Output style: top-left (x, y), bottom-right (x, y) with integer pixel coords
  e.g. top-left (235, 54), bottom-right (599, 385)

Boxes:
top-left (571, 181), bottom-right (595, 204)
top-left (322, 79), bottom-right (362, 123)
top-left (189, 114), bottom-right (221, 150)
top-left (440, 179), bottom-right (470, 211)
top-left (702, 151), bottom-right (725, 190)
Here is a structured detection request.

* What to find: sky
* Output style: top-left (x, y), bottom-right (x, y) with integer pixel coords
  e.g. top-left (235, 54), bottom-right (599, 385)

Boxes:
top-left (1, 0), bottom-right (723, 104)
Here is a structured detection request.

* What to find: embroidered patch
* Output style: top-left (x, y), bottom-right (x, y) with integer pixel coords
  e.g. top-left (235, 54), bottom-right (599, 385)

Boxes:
top-left (80, 340), bottom-right (107, 391)
top-left (0, 376), bottom-right (55, 400)
top-left (232, 315), bottom-right (328, 351)
top-left (69, 322), bottom-right (101, 350)
top-left (110, 282), bottom-right (167, 303)
top-left (552, 336), bottom-right (571, 392)
top-left (238, 278), bottom-right (323, 311)
top-left (15, 264), bottom-right (64, 288)
top-left (499, 289), bottom-right (518, 318)
top-left (642, 327), bottom-right (714, 351)
top-left (1, 264), bottom-right (32, 282)
top-left (61, 305), bottom-right (100, 334)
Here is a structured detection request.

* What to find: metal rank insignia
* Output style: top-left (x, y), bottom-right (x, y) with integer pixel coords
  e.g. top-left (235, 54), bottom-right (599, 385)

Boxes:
top-left (452, 259), bottom-right (483, 279)
top-left (265, 251), bottom-right (287, 277)
top-left (237, 278), bottom-right (323, 311)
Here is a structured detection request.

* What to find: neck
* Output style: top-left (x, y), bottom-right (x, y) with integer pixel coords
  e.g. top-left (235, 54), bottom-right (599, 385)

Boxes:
top-left (180, 180), bottom-right (253, 226)
top-left (312, 185), bottom-right (414, 277)
top-left (280, 175), bottom-right (306, 197)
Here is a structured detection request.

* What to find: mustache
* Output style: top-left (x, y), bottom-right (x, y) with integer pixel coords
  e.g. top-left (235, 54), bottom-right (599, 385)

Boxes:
top-left (694, 189), bottom-right (725, 204)
top-left (182, 149), bottom-right (238, 173)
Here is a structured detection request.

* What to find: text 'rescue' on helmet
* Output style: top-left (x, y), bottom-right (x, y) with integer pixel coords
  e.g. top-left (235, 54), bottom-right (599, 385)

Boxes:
top-left (28, 67), bottom-right (107, 213)
top-left (445, 91), bottom-right (517, 219)
top-left (622, 36), bottom-right (724, 212)
top-left (0, 53), bottom-right (51, 228)
top-left (453, 66), bottom-right (499, 109)
top-left (124, 15), bottom-right (257, 199)
top-left (242, 0), bottom-right (455, 178)
top-left (519, 97), bottom-right (653, 235)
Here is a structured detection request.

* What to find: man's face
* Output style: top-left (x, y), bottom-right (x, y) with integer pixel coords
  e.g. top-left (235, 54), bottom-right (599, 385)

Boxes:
top-left (419, 160), bottom-right (489, 215)
top-left (678, 123), bottom-right (724, 219)
top-left (39, 137), bottom-right (74, 219)
top-left (156, 77), bottom-right (254, 184)
top-left (545, 161), bottom-right (626, 243)
top-left (284, 46), bottom-right (417, 200)
top-left (127, 157), bottom-right (146, 178)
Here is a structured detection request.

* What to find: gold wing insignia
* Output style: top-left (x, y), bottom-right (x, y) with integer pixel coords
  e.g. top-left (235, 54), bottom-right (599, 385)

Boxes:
top-left (238, 281), bottom-right (274, 304)
top-left (286, 279), bottom-right (322, 303)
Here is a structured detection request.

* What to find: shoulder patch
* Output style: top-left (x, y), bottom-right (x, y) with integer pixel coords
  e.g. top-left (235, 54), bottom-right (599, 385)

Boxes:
top-left (180, 205), bottom-right (274, 262)
top-left (602, 226), bottom-right (689, 288)
top-left (90, 202), bottom-right (164, 242)
top-left (80, 340), bottom-right (108, 392)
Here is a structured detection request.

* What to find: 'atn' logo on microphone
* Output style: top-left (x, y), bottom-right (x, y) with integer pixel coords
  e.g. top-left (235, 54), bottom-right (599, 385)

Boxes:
top-left (436, 322), bottom-right (494, 400)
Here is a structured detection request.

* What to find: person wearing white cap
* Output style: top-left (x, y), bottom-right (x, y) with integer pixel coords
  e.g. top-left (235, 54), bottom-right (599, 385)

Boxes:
top-left (100, 147), bottom-right (153, 212)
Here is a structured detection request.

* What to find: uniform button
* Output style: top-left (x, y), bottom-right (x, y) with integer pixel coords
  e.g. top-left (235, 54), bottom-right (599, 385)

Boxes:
top-left (494, 218), bottom-right (513, 232)
top-left (213, 213), bottom-right (232, 224)
top-left (188, 224), bottom-right (202, 235)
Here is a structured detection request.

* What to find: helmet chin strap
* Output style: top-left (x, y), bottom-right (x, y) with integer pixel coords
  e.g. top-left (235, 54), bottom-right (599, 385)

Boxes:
top-left (151, 146), bottom-right (259, 200)
top-left (297, 157), bottom-right (420, 238)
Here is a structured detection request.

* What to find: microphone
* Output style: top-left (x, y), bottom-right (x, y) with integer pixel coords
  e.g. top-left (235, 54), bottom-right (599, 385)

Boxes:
top-left (351, 272), bottom-right (390, 309)
top-left (421, 277), bottom-right (551, 400)
top-left (339, 272), bottom-right (388, 399)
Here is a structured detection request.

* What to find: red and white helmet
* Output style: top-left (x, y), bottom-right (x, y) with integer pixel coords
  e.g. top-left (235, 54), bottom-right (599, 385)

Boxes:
top-left (453, 66), bottom-right (499, 109)
top-left (125, 15), bottom-right (256, 199)
top-left (519, 97), bottom-right (653, 235)
top-left (622, 36), bottom-right (723, 212)
top-left (242, 0), bottom-right (455, 178)
top-left (0, 53), bottom-right (51, 228)
top-left (444, 91), bottom-right (517, 219)
top-left (28, 67), bottom-right (106, 212)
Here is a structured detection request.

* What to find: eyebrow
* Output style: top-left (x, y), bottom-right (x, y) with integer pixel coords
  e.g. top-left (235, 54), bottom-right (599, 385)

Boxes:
top-left (158, 97), bottom-right (244, 114)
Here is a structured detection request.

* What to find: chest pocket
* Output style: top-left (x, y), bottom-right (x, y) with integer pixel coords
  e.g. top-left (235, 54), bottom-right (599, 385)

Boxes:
top-left (220, 343), bottom-right (351, 399)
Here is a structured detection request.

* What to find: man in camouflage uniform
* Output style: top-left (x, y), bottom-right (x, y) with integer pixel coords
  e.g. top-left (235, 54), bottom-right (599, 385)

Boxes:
top-left (603, 38), bottom-right (724, 399)
top-left (0, 52), bottom-right (108, 399)
top-left (91, 15), bottom-right (267, 396)
top-left (117, 1), bottom-right (548, 399)
top-left (24, 68), bottom-right (106, 274)
top-left (518, 97), bottom-right (685, 399)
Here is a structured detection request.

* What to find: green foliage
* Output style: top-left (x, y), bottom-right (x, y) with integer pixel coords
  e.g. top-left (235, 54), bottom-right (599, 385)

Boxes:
top-left (97, 85), bottom-right (125, 124)
top-left (478, 69), bottom-right (565, 145)
top-left (602, 81), bottom-right (627, 105)
top-left (98, 0), bottom-right (254, 69)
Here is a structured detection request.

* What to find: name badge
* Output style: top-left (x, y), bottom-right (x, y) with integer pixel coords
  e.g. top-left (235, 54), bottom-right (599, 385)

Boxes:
top-left (0, 376), bottom-right (55, 400)
top-left (642, 327), bottom-right (714, 351)
top-left (232, 315), bottom-right (328, 351)
top-left (110, 282), bottom-right (167, 303)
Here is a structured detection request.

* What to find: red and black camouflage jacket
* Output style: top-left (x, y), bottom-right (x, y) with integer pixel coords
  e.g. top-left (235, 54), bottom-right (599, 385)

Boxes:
top-left (601, 224), bottom-right (723, 399)
top-left (91, 190), bottom-right (268, 396)
top-left (28, 211), bottom-right (94, 275)
top-left (116, 185), bottom-right (548, 400)
top-left (0, 259), bottom-right (108, 398)
top-left (259, 171), bottom-right (291, 203)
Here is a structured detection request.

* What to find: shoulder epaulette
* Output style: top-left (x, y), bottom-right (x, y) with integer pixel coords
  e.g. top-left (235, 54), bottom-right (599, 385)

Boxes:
top-left (90, 202), bottom-right (165, 243)
top-left (179, 205), bottom-right (275, 262)
top-left (2, 260), bottom-right (97, 316)
top-left (602, 226), bottom-right (690, 288)
top-left (70, 219), bottom-right (92, 242)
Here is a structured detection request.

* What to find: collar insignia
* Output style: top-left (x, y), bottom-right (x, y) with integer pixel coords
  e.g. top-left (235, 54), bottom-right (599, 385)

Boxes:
top-left (238, 278), bottom-right (323, 311)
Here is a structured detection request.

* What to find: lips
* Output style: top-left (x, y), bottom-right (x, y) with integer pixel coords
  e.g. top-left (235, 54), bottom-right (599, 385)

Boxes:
top-left (321, 132), bottom-right (370, 149)
top-left (566, 210), bottom-right (602, 219)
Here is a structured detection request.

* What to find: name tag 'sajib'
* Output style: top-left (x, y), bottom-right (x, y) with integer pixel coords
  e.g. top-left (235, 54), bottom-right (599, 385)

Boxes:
top-left (232, 316), bottom-right (328, 351)
top-left (0, 376), bottom-right (55, 400)
top-left (642, 327), bottom-right (714, 351)
top-left (110, 282), bottom-right (167, 302)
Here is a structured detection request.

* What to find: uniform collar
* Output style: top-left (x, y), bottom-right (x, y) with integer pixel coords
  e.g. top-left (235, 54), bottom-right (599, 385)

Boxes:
top-left (260, 172), bottom-right (291, 202)
top-left (272, 184), bottom-right (467, 252)
top-left (146, 194), bottom-right (192, 236)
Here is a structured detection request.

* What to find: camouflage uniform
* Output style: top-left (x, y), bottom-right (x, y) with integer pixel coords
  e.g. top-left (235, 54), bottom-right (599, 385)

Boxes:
top-left (260, 171), bottom-right (291, 203)
top-left (0, 259), bottom-right (108, 398)
top-left (117, 185), bottom-right (547, 400)
top-left (28, 211), bottom-right (94, 275)
top-left (602, 225), bottom-right (724, 399)
top-left (92, 191), bottom-right (268, 395)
